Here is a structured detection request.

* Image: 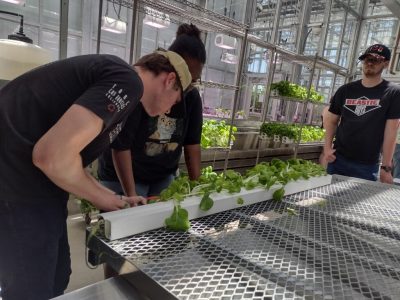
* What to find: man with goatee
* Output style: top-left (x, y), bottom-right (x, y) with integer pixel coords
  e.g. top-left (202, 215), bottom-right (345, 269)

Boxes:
top-left (323, 44), bottom-right (400, 183)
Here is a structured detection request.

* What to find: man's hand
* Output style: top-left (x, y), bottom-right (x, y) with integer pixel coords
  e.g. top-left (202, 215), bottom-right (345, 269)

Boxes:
top-left (93, 194), bottom-right (147, 212)
top-left (380, 169), bottom-right (393, 184)
top-left (124, 195), bottom-right (147, 207)
top-left (323, 147), bottom-right (336, 163)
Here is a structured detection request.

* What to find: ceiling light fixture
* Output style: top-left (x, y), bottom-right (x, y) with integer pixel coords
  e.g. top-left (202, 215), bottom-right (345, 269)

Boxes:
top-left (101, 16), bottom-right (127, 34)
top-left (1, 0), bottom-right (25, 5)
top-left (215, 34), bottom-right (237, 50)
top-left (221, 52), bottom-right (238, 64)
top-left (101, 1), bottom-right (127, 34)
top-left (0, 10), bottom-right (52, 82)
top-left (143, 6), bottom-right (170, 29)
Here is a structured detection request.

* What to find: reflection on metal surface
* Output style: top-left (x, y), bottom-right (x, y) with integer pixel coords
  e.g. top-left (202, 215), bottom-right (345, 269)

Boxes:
top-left (90, 177), bottom-right (400, 299)
top-left (52, 276), bottom-right (143, 300)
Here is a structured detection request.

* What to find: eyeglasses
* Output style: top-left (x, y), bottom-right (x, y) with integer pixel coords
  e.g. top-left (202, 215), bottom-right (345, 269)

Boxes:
top-left (363, 56), bottom-right (385, 64)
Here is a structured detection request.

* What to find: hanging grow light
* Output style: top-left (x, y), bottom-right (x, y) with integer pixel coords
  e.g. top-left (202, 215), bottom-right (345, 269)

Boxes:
top-left (1, 0), bottom-right (25, 4)
top-left (221, 52), bottom-right (238, 64)
top-left (101, 16), bottom-right (127, 34)
top-left (0, 9), bottom-right (52, 82)
top-left (215, 34), bottom-right (237, 50)
top-left (143, 6), bottom-right (170, 29)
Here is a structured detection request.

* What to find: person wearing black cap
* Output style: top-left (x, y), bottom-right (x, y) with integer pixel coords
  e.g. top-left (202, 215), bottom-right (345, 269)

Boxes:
top-left (323, 44), bottom-right (400, 183)
top-left (0, 50), bottom-right (191, 299)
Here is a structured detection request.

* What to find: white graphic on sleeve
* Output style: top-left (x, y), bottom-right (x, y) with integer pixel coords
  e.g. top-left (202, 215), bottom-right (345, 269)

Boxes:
top-left (343, 96), bottom-right (381, 116)
top-left (145, 114), bottom-right (179, 156)
top-left (109, 122), bottom-right (123, 143)
top-left (105, 84), bottom-right (130, 112)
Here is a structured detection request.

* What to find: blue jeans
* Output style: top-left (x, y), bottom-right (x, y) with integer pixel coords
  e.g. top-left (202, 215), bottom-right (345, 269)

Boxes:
top-left (100, 174), bottom-right (175, 197)
top-left (0, 200), bottom-right (71, 300)
top-left (393, 143), bottom-right (400, 179)
top-left (327, 153), bottom-right (379, 181)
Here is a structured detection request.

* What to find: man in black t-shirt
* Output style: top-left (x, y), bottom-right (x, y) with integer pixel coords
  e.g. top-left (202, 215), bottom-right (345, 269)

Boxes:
top-left (0, 51), bottom-right (191, 300)
top-left (323, 44), bottom-right (400, 183)
top-left (97, 24), bottom-right (206, 199)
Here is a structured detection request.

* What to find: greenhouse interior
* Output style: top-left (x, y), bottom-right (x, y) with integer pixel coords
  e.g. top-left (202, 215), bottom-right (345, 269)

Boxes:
top-left (1, 0), bottom-right (400, 299)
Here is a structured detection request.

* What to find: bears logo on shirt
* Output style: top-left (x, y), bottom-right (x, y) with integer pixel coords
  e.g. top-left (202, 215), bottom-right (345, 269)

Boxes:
top-left (343, 96), bottom-right (381, 116)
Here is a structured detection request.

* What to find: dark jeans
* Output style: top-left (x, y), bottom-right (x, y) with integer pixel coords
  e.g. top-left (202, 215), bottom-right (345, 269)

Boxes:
top-left (327, 153), bottom-right (379, 181)
top-left (0, 199), bottom-right (71, 300)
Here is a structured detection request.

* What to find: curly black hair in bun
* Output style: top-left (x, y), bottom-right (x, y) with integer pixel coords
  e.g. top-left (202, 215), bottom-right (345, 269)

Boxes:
top-left (169, 23), bottom-right (206, 64)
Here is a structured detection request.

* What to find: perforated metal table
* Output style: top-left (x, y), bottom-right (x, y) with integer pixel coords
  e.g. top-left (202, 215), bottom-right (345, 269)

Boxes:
top-left (87, 175), bottom-right (400, 299)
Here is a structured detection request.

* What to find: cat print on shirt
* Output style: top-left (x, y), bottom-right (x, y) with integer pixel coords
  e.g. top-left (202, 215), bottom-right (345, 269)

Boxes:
top-left (145, 114), bottom-right (179, 156)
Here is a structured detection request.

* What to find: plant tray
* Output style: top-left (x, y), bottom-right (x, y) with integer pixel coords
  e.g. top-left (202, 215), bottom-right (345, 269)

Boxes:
top-left (100, 175), bottom-right (332, 240)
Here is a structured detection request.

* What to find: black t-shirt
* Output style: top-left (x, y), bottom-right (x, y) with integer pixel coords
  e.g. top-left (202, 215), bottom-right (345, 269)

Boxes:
top-left (329, 79), bottom-right (400, 164)
top-left (98, 88), bottom-right (203, 183)
top-left (0, 54), bottom-right (143, 204)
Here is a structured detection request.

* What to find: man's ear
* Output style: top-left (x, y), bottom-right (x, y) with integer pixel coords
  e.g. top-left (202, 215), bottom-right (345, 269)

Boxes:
top-left (165, 72), bottom-right (177, 88)
top-left (384, 61), bottom-right (390, 68)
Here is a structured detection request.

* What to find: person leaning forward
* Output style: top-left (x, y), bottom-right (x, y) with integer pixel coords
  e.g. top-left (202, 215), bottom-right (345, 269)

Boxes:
top-left (323, 44), bottom-right (400, 183)
top-left (98, 23), bottom-right (206, 199)
top-left (0, 50), bottom-right (191, 300)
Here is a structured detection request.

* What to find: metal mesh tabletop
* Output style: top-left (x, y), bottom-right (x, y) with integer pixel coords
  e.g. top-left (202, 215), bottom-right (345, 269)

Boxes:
top-left (90, 176), bottom-right (400, 299)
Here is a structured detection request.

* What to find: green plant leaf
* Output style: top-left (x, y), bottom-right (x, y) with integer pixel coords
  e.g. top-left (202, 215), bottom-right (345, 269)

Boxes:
top-left (165, 205), bottom-right (190, 231)
top-left (200, 193), bottom-right (214, 211)
top-left (273, 187), bottom-right (285, 201)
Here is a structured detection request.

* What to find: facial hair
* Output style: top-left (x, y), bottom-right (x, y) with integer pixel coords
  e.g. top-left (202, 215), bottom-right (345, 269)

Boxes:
top-left (363, 64), bottom-right (384, 78)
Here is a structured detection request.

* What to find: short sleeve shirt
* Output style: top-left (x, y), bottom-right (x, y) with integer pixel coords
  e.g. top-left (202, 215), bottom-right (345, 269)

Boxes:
top-left (0, 54), bottom-right (143, 203)
top-left (98, 88), bottom-right (203, 183)
top-left (329, 79), bottom-right (400, 163)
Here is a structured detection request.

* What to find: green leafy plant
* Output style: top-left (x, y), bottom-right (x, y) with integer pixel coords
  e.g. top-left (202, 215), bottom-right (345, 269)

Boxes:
top-left (162, 159), bottom-right (326, 231)
top-left (201, 119), bottom-right (237, 149)
top-left (260, 123), bottom-right (325, 143)
top-left (165, 203), bottom-right (190, 231)
top-left (270, 81), bottom-right (324, 103)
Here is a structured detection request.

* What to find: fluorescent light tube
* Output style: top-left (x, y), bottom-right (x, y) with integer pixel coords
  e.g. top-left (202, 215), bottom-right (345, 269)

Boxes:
top-left (101, 16), bottom-right (127, 34)
top-left (143, 6), bottom-right (170, 29)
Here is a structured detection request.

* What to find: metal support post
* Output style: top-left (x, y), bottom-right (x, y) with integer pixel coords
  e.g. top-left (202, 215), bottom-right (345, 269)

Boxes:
top-left (223, 28), bottom-right (249, 172)
top-left (129, 0), bottom-right (138, 65)
top-left (294, 54), bottom-right (318, 158)
top-left (96, 0), bottom-right (103, 54)
top-left (59, 0), bottom-right (69, 60)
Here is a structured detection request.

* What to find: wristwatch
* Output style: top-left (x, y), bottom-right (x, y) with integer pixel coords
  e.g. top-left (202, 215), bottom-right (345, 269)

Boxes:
top-left (380, 165), bottom-right (392, 173)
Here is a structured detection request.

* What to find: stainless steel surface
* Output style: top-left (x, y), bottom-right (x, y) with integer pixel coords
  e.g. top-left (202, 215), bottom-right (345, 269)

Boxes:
top-left (88, 176), bottom-right (400, 299)
top-left (53, 276), bottom-right (145, 300)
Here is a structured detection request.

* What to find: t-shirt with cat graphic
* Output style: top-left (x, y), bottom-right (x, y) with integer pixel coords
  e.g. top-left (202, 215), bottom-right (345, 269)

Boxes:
top-left (98, 88), bottom-right (202, 183)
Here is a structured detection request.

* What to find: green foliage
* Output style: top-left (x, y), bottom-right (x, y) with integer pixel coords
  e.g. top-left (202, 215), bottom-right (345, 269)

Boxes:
top-left (273, 187), bottom-right (285, 201)
top-left (79, 199), bottom-right (97, 215)
top-left (200, 193), bottom-right (214, 211)
top-left (286, 207), bottom-right (298, 216)
top-left (165, 203), bottom-right (190, 231)
top-left (201, 119), bottom-right (237, 149)
top-left (260, 123), bottom-right (325, 142)
top-left (270, 81), bottom-right (324, 103)
top-left (162, 159), bottom-right (326, 231)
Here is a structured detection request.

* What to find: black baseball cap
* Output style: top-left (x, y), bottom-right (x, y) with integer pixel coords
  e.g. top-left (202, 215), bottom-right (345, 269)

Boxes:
top-left (358, 44), bottom-right (391, 61)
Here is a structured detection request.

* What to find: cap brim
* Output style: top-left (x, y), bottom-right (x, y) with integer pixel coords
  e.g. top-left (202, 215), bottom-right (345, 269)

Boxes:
top-left (359, 53), bottom-right (387, 61)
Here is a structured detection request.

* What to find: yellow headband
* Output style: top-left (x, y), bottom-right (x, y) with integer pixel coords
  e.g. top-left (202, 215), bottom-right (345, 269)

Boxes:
top-left (156, 50), bottom-right (192, 91)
